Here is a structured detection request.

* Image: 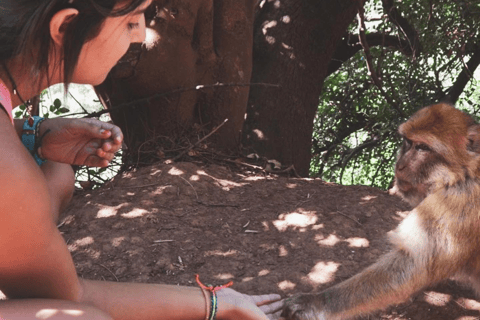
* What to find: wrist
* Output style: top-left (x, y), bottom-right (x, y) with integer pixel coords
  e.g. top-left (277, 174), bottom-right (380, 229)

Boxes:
top-left (21, 116), bottom-right (47, 166)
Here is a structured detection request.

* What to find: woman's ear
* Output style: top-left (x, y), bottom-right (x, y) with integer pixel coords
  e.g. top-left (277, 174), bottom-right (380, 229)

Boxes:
top-left (50, 8), bottom-right (79, 46)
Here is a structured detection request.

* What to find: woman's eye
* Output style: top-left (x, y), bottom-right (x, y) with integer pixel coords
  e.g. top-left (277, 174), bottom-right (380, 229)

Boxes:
top-left (128, 22), bottom-right (140, 30)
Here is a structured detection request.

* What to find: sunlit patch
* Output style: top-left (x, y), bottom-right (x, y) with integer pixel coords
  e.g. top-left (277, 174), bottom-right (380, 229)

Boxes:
top-left (126, 192), bottom-right (135, 196)
top-left (168, 167), bottom-right (185, 176)
top-left (253, 129), bottom-right (265, 139)
top-left (190, 175), bottom-right (200, 181)
top-left (245, 176), bottom-right (267, 181)
top-left (315, 234), bottom-right (340, 247)
top-left (205, 249), bottom-right (239, 257)
top-left (307, 261), bottom-right (339, 285)
top-left (0, 290), bottom-right (5, 300)
top-left (121, 208), bottom-right (149, 218)
top-left (281, 42), bottom-right (293, 50)
top-left (262, 20), bottom-right (277, 35)
top-left (151, 169), bottom-right (162, 175)
top-left (215, 273), bottom-right (234, 280)
top-left (111, 236), bottom-right (126, 247)
top-left (423, 291), bottom-right (451, 306)
top-left (196, 170), bottom-right (245, 189)
top-left (345, 237), bottom-right (369, 248)
top-left (144, 27), bottom-right (161, 50)
top-left (278, 280), bottom-right (296, 291)
top-left (266, 36), bottom-right (276, 44)
top-left (281, 15), bottom-right (291, 23)
top-left (312, 224), bottom-right (324, 230)
top-left (153, 185), bottom-right (174, 195)
top-left (96, 203), bottom-right (128, 218)
top-left (75, 237), bottom-right (94, 247)
top-left (242, 277), bottom-right (254, 282)
top-left (36, 309), bottom-right (58, 319)
top-left (456, 298), bottom-right (480, 310)
top-left (361, 195), bottom-right (377, 201)
top-left (273, 210), bottom-right (318, 232)
top-left (286, 183), bottom-right (297, 189)
top-left (258, 269), bottom-right (270, 276)
top-left (457, 317), bottom-right (480, 320)
top-left (279, 245), bottom-right (288, 257)
top-left (274, 0), bottom-right (281, 8)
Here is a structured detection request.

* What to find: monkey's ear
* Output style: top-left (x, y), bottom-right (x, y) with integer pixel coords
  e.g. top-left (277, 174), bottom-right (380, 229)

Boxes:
top-left (467, 124), bottom-right (480, 153)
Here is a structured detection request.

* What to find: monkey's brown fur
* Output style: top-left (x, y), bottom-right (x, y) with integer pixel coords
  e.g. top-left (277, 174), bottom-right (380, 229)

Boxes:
top-left (282, 103), bottom-right (480, 320)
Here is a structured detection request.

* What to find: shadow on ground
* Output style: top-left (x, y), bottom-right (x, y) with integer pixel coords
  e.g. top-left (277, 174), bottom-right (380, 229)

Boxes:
top-left (61, 162), bottom-right (480, 320)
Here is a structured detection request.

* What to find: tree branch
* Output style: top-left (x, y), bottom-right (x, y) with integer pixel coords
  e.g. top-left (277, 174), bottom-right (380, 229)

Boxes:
top-left (328, 33), bottom-right (413, 76)
top-left (382, 0), bottom-right (422, 58)
top-left (357, 7), bottom-right (405, 118)
top-left (442, 44), bottom-right (480, 104)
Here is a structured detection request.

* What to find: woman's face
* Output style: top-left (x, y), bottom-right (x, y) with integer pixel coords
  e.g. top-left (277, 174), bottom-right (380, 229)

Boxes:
top-left (73, 0), bottom-right (152, 85)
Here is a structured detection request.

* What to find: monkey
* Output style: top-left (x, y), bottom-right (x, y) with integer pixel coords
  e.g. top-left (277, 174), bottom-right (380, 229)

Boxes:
top-left (281, 103), bottom-right (480, 320)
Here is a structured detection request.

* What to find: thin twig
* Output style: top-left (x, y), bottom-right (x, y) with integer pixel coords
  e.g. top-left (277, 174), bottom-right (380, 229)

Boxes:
top-left (178, 175), bottom-right (199, 200)
top-left (357, 7), bottom-right (405, 118)
top-left (97, 264), bottom-right (119, 282)
top-left (172, 119), bottom-right (229, 161)
top-left (79, 82), bottom-right (281, 119)
top-left (335, 211), bottom-right (362, 226)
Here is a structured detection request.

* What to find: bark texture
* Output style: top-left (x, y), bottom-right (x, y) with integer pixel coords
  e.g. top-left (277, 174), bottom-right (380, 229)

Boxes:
top-left (243, 0), bottom-right (365, 176)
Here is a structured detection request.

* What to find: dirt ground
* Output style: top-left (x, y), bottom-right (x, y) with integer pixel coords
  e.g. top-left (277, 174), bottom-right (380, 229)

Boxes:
top-left (60, 161), bottom-right (480, 319)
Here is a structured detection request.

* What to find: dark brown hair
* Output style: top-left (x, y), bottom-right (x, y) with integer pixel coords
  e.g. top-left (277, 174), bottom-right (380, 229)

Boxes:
top-left (0, 0), bottom-right (148, 86)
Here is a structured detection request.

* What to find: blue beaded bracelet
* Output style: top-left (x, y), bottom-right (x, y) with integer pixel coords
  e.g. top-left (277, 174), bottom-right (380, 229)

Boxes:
top-left (21, 116), bottom-right (47, 166)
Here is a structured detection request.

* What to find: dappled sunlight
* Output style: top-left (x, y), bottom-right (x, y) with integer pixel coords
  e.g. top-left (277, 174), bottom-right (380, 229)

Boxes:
top-left (214, 273), bottom-right (234, 280)
top-left (278, 280), bottom-right (296, 291)
top-left (168, 167), bottom-right (185, 176)
top-left (278, 245), bottom-right (288, 257)
top-left (190, 175), bottom-right (200, 181)
top-left (36, 309), bottom-right (84, 319)
top-left (196, 170), bottom-right (246, 190)
top-left (96, 203), bottom-right (128, 218)
top-left (121, 208), bottom-right (149, 218)
top-left (258, 269), bottom-right (270, 276)
top-left (315, 234), bottom-right (369, 248)
top-left (345, 237), bottom-right (370, 248)
top-left (361, 195), bottom-right (377, 201)
top-left (205, 249), bottom-right (239, 257)
top-left (456, 317), bottom-right (480, 320)
top-left (307, 261), bottom-right (340, 285)
top-left (253, 129), bottom-right (266, 139)
top-left (285, 183), bottom-right (297, 189)
top-left (424, 291), bottom-right (451, 307)
top-left (111, 236), bottom-right (126, 247)
top-left (456, 298), bottom-right (480, 311)
top-left (315, 234), bottom-right (341, 247)
top-left (273, 210), bottom-right (318, 232)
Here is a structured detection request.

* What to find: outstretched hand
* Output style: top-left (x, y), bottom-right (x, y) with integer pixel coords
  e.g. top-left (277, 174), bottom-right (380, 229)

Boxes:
top-left (217, 288), bottom-right (284, 320)
top-left (37, 118), bottom-right (123, 167)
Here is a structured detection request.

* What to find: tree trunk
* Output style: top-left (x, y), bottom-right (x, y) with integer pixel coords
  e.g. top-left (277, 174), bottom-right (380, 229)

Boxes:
top-left (243, 0), bottom-right (365, 176)
top-left (95, 0), bottom-right (256, 161)
top-left (95, 0), bottom-right (364, 173)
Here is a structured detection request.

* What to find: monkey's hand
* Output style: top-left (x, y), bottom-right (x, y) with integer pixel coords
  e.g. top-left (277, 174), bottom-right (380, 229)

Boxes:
top-left (281, 293), bottom-right (328, 320)
top-left (36, 118), bottom-right (123, 167)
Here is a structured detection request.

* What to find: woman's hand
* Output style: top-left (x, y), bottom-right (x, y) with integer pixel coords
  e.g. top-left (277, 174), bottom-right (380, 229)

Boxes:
top-left (217, 288), bottom-right (284, 320)
top-left (37, 118), bottom-right (123, 167)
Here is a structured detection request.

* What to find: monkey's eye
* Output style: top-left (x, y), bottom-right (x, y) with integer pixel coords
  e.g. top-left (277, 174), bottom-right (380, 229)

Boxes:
top-left (415, 144), bottom-right (430, 152)
top-left (403, 138), bottom-right (412, 148)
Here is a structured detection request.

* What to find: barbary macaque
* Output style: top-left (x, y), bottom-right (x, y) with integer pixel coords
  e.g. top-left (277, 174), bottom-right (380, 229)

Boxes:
top-left (282, 103), bottom-right (480, 320)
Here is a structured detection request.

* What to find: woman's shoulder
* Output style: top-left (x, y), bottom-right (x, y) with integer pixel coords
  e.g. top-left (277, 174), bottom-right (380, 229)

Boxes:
top-left (0, 80), bottom-right (13, 123)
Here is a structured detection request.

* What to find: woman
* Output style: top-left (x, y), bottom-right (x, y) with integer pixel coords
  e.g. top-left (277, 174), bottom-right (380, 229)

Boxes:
top-left (0, 0), bottom-right (282, 319)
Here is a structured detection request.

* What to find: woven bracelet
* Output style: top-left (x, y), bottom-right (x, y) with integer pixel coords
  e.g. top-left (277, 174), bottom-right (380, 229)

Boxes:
top-left (196, 274), bottom-right (233, 320)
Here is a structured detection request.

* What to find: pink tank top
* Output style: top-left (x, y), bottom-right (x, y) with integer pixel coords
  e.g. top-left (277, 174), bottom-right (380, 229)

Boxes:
top-left (0, 80), bottom-right (13, 124)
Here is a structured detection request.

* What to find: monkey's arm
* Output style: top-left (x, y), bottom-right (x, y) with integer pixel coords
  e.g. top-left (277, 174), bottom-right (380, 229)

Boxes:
top-left (282, 211), bottom-right (459, 320)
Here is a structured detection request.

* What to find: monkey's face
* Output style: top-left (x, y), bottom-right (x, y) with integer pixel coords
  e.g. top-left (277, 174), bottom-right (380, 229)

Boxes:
top-left (394, 137), bottom-right (442, 206)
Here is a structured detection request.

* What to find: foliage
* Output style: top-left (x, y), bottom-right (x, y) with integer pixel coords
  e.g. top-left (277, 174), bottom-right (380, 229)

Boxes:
top-left (311, 0), bottom-right (480, 189)
top-left (13, 85), bottom-right (121, 189)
